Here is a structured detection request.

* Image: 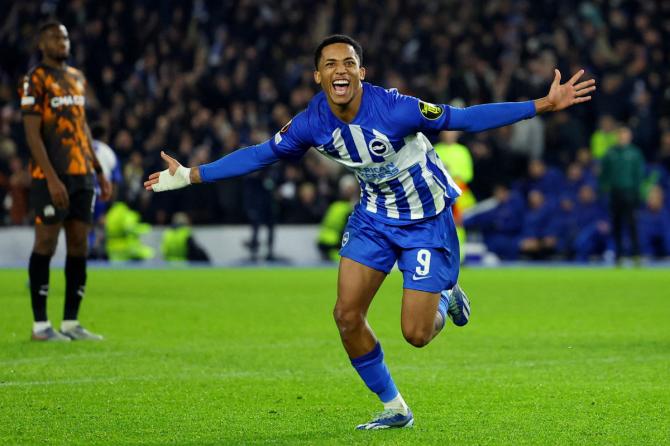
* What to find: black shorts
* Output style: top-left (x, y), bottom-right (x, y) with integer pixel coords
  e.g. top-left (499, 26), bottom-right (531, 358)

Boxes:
top-left (30, 175), bottom-right (95, 225)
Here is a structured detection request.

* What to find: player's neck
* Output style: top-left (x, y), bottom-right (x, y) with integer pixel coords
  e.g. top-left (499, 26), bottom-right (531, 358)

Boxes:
top-left (42, 57), bottom-right (67, 70)
top-left (328, 84), bottom-right (364, 123)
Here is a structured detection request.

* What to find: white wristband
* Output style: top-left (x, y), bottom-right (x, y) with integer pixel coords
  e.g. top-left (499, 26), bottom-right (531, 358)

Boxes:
top-left (152, 165), bottom-right (192, 192)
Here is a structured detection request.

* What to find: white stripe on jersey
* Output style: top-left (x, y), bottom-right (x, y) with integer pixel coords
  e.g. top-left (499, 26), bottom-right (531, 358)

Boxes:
top-left (380, 183), bottom-right (400, 219)
top-left (349, 125), bottom-right (374, 164)
top-left (397, 134), bottom-right (428, 171)
top-left (331, 128), bottom-right (348, 160)
top-left (398, 170), bottom-right (425, 219)
top-left (421, 164), bottom-right (446, 212)
top-left (362, 181), bottom-right (378, 214)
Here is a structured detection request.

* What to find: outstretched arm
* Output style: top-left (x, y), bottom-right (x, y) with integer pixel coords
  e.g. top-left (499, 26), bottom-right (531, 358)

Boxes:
top-left (448, 69), bottom-right (596, 132)
top-left (144, 140), bottom-right (280, 192)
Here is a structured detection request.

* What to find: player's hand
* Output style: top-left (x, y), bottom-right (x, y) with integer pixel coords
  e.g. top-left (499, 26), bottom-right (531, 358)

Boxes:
top-left (536, 69), bottom-right (596, 113)
top-left (46, 176), bottom-right (69, 209)
top-left (98, 174), bottom-right (112, 202)
top-left (144, 150), bottom-right (192, 192)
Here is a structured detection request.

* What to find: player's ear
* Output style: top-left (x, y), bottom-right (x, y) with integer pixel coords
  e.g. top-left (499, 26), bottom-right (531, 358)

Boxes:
top-left (314, 70), bottom-right (321, 85)
top-left (359, 66), bottom-right (366, 81)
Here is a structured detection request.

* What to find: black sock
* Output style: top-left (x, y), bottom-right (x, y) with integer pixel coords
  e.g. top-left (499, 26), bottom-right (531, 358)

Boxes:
top-left (64, 256), bottom-right (87, 320)
top-left (29, 252), bottom-right (51, 322)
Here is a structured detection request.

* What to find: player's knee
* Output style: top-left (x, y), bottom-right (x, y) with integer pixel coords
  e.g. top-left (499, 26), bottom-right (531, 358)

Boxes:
top-left (333, 306), bottom-right (364, 334)
top-left (33, 236), bottom-right (58, 256)
top-left (66, 241), bottom-right (87, 257)
top-left (66, 235), bottom-right (88, 256)
top-left (402, 326), bottom-right (432, 348)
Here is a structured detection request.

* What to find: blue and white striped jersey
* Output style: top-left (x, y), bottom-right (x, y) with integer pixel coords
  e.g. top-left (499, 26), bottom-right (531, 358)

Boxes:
top-left (270, 82), bottom-right (461, 225)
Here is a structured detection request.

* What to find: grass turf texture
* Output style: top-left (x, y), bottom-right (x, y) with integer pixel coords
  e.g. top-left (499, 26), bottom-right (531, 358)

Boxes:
top-left (0, 267), bottom-right (668, 445)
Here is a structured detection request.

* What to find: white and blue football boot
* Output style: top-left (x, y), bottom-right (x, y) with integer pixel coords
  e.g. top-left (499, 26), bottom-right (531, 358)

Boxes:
top-left (356, 408), bottom-right (414, 430)
top-left (31, 326), bottom-right (71, 342)
top-left (441, 283), bottom-right (470, 327)
top-left (60, 324), bottom-right (104, 341)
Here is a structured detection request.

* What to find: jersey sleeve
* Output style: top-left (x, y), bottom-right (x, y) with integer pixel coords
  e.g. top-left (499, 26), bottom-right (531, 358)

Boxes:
top-left (198, 141), bottom-right (279, 182)
top-left (19, 71), bottom-right (44, 116)
top-left (268, 111), bottom-right (313, 160)
top-left (387, 90), bottom-right (451, 134)
top-left (388, 89), bottom-right (536, 134)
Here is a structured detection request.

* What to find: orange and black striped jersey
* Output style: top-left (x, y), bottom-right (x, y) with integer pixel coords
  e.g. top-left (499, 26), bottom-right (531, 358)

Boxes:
top-left (19, 64), bottom-right (94, 178)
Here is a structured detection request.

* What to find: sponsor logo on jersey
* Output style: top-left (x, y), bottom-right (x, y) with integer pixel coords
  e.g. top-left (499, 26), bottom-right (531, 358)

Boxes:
top-left (358, 163), bottom-right (400, 181)
top-left (50, 95), bottom-right (85, 108)
top-left (21, 96), bottom-right (35, 106)
top-left (419, 101), bottom-right (444, 120)
top-left (368, 138), bottom-right (390, 156)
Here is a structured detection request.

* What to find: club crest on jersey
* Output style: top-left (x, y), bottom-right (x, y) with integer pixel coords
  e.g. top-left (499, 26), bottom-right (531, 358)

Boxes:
top-left (419, 101), bottom-right (444, 120)
top-left (368, 138), bottom-right (390, 156)
top-left (341, 231), bottom-right (350, 247)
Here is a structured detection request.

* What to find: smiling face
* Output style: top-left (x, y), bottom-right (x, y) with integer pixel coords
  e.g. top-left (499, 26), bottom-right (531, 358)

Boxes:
top-left (314, 42), bottom-right (366, 113)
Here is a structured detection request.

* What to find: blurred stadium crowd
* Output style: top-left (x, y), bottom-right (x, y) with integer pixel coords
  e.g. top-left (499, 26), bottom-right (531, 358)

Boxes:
top-left (1, 0), bottom-right (669, 260)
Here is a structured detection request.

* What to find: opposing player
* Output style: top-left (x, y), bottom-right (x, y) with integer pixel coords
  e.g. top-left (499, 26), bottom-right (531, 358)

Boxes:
top-left (20, 21), bottom-right (111, 341)
top-left (144, 35), bottom-right (595, 428)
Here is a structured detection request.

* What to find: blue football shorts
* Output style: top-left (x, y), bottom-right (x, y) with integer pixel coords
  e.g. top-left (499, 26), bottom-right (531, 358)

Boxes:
top-left (339, 206), bottom-right (460, 293)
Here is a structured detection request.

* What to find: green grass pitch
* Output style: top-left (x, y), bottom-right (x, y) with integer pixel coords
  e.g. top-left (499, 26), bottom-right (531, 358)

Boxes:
top-left (1, 267), bottom-right (669, 445)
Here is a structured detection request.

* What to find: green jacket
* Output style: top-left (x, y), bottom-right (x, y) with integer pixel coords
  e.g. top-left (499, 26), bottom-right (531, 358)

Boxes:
top-left (599, 144), bottom-right (645, 198)
top-left (434, 142), bottom-right (473, 184)
top-left (318, 201), bottom-right (353, 246)
top-left (590, 130), bottom-right (618, 159)
top-left (105, 202), bottom-right (154, 261)
top-left (162, 227), bottom-right (192, 261)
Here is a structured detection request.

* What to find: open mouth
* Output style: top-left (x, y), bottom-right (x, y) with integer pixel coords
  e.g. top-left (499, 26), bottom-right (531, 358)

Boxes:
top-left (332, 79), bottom-right (350, 96)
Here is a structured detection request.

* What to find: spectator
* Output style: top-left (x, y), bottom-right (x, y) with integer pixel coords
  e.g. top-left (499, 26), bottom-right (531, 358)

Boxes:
top-left (599, 126), bottom-right (645, 262)
top-left (544, 111), bottom-right (589, 167)
top-left (464, 184), bottom-right (524, 260)
top-left (637, 186), bottom-right (670, 259)
top-left (518, 190), bottom-right (556, 260)
top-left (516, 159), bottom-right (565, 204)
top-left (509, 101), bottom-right (545, 162)
top-left (571, 184), bottom-right (611, 262)
top-left (161, 212), bottom-right (210, 263)
top-left (590, 115), bottom-right (619, 160)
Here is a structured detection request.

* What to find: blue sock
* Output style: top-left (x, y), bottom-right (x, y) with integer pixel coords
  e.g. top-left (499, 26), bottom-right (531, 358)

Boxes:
top-left (350, 342), bottom-right (399, 403)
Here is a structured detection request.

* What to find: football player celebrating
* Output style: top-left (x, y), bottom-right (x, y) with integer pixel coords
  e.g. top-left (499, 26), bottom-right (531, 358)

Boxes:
top-left (145, 35), bottom-right (595, 429)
